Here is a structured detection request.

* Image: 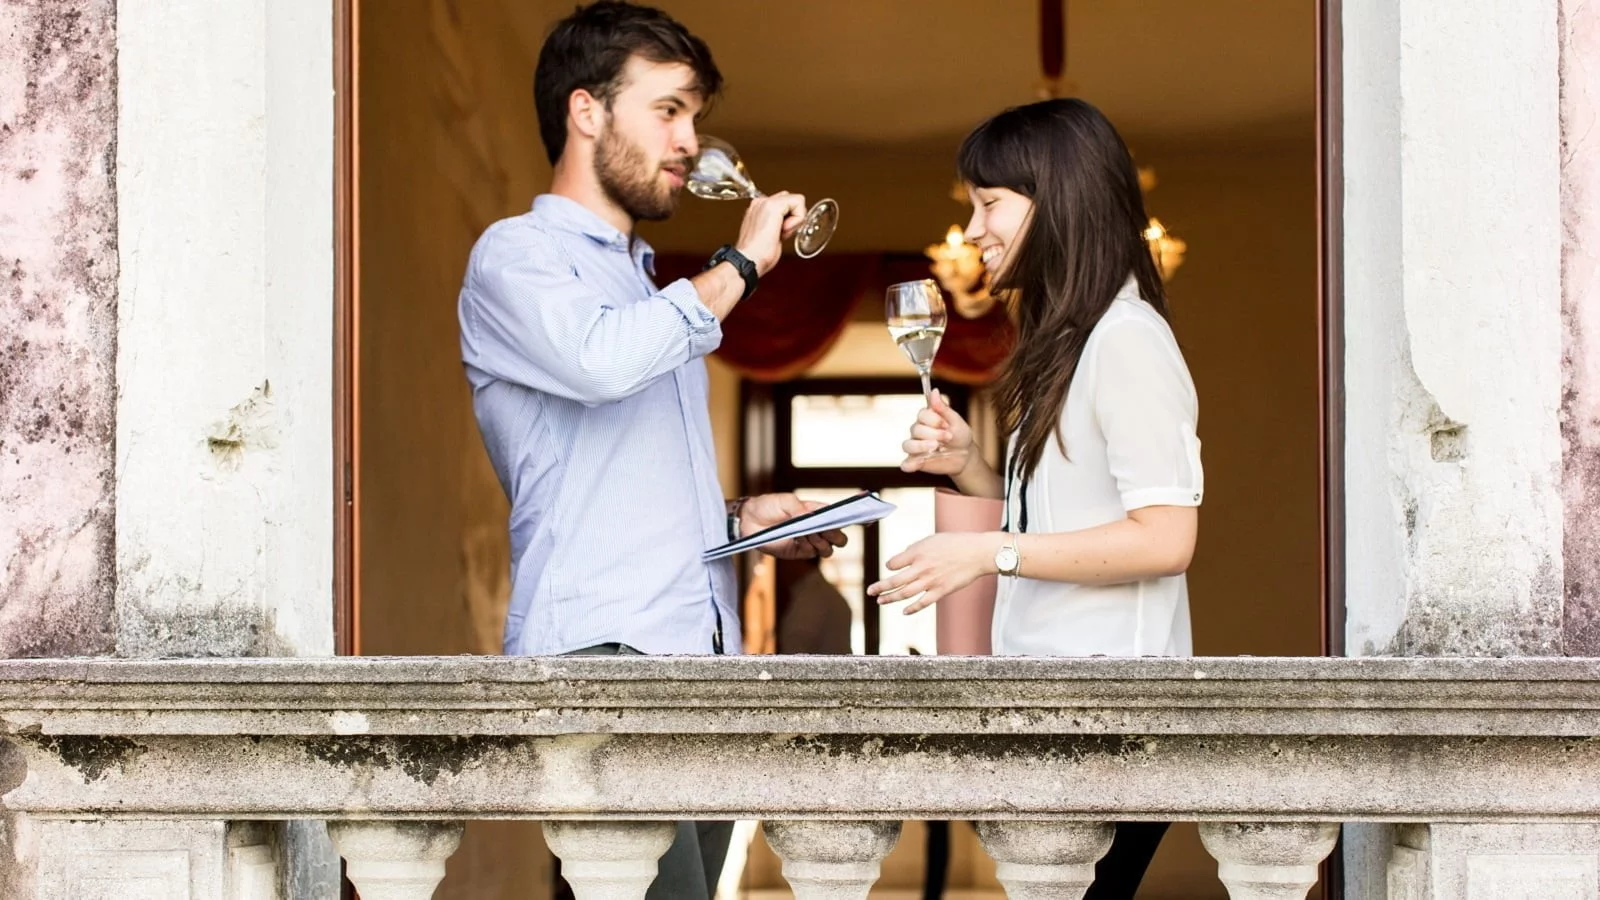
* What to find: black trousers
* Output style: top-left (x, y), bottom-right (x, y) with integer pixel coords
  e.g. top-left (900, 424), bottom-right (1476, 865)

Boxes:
top-left (924, 820), bottom-right (1169, 900)
top-left (1085, 822), bottom-right (1170, 900)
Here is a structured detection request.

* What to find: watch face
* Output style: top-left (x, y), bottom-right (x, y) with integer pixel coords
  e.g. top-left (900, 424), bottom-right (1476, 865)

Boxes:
top-left (996, 546), bottom-right (1019, 573)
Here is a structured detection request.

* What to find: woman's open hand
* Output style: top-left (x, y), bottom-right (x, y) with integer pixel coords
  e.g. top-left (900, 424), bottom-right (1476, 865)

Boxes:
top-left (867, 531), bottom-right (1005, 615)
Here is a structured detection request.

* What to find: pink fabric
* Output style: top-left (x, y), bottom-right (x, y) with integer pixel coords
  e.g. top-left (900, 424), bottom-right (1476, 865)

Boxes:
top-left (932, 487), bottom-right (1002, 655)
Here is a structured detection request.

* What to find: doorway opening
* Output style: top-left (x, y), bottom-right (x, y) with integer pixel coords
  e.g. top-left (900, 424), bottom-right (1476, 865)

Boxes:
top-left (755, 377), bottom-right (971, 657)
top-left (336, 1), bottom-right (1333, 896)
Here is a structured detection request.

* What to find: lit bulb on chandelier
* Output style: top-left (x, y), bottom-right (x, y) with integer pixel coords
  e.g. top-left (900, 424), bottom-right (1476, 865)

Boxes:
top-left (1144, 217), bottom-right (1187, 281)
top-left (925, 225), bottom-right (994, 318)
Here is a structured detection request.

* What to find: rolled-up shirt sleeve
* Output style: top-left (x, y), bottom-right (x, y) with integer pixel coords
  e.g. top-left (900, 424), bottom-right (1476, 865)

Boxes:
top-left (459, 227), bottom-right (722, 406)
top-left (1090, 319), bottom-right (1204, 511)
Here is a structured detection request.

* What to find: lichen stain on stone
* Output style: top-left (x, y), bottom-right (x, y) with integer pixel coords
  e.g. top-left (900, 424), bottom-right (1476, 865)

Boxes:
top-left (205, 380), bottom-right (276, 469)
top-left (0, 0), bottom-right (119, 659)
top-left (117, 598), bottom-right (295, 658)
top-left (303, 737), bottom-right (393, 772)
top-left (1561, 293), bottom-right (1600, 654)
top-left (782, 733), bottom-right (1158, 764)
top-left (1392, 554), bottom-right (1564, 657)
top-left (13, 733), bottom-right (144, 783)
top-left (302, 736), bottom-right (524, 787)
top-left (392, 736), bottom-right (523, 785)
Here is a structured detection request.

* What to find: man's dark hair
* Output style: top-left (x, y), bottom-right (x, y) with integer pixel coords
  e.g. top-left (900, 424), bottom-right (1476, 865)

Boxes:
top-left (534, 1), bottom-right (723, 165)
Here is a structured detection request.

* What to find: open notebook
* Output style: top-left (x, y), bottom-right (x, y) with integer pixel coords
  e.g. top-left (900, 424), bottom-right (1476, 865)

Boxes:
top-left (701, 491), bottom-right (896, 562)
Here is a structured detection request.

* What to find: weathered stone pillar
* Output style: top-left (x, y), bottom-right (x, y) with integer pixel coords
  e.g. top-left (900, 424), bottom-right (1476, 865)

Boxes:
top-left (541, 821), bottom-right (676, 900)
top-left (327, 821), bottom-right (463, 900)
top-left (1, 6), bottom-right (121, 892)
top-left (3, 0), bottom-right (340, 892)
top-left (1198, 822), bottom-right (1339, 900)
top-left (975, 820), bottom-right (1116, 900)
top-left (763, 820), bottom-right (902, 900)
top-left (1342, 0), bottom-right (1569, 892)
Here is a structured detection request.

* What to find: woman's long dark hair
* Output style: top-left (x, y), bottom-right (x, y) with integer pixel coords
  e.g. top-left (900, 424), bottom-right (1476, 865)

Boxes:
top-left (957, 97), bottom-right (1168, 484)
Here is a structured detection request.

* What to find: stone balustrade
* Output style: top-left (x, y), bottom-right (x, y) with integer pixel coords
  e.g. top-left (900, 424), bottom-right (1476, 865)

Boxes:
top-left (3, 656), bottom-right (1600, 899)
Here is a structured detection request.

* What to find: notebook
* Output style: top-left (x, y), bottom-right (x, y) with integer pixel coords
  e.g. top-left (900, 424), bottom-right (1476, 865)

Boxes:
top-left (701, 491), bottom-right (896, 562)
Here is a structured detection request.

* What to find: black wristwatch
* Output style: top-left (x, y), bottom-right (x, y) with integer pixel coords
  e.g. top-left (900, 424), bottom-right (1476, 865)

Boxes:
top-left (704, 244), bottom-right (759, 301)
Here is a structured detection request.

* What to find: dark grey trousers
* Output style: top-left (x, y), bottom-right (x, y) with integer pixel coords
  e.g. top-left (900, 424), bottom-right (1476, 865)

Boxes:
top-left (562, 642), bottom-right (734, 900)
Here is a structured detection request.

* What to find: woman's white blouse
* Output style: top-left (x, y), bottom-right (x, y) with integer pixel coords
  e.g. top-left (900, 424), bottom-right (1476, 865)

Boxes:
top-left (993, 280), bottom-right (1204, 658)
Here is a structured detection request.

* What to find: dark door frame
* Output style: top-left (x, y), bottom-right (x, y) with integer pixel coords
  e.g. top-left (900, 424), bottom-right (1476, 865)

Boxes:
top-left (1317, 3), bottom-right (1346, 895)
top-left (1318, 0), bottom-right (1345, 660)
top-left (333, 0), bottom-right (358, 657)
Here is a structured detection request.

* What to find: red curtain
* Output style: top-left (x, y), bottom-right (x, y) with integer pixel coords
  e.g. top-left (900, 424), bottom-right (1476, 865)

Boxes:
top-left (654, 252), bottom-right (1014, 384)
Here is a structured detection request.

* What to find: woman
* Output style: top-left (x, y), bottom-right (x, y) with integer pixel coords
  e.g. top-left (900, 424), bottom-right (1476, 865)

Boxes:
top-left (868, 98), bottom-right (1203, 898)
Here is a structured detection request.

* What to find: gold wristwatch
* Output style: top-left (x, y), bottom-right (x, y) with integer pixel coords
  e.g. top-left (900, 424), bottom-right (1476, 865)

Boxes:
top-left (995, 535), bottom-right (1021, 577)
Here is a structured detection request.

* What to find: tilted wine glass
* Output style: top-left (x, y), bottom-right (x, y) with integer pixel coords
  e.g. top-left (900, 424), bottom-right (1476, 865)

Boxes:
top-left (686, 135), bottom-right (839, 258)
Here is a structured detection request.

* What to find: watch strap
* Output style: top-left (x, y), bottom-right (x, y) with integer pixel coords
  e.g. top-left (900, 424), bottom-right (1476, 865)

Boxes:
top-left (726, 496), bottom-right (750, 542)
top-left (705, 245), bottom-right (759, 301)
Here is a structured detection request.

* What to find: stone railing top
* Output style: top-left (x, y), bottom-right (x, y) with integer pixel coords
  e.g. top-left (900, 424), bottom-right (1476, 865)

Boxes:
top-left (1, 655), bottom-right (1598, 738)
top-left (5, 657), bottom-right (1600, 823)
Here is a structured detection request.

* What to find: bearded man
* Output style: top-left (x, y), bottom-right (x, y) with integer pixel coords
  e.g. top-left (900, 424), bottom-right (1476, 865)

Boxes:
top-left (457, 3), bottom-right (844, 895)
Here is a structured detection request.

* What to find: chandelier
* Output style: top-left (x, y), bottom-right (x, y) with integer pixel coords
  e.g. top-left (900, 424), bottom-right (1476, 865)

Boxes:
top-left (926, 0), bottom-right (1186, 317)
top-left (1144, 217), bottom-right (1187, 281)
top-left (924, 225), bottom-right (992, 319)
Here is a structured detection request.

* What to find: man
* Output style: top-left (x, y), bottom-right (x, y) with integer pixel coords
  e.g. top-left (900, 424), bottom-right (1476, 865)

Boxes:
top-left (457, 2), bottom-right (844, 896)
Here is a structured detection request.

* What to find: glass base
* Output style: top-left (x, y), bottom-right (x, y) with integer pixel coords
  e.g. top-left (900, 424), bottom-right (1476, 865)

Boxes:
top-left (794, 198), bottom-right (838, 258)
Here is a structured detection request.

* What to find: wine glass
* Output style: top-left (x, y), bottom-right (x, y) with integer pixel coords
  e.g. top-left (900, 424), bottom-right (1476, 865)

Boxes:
top-left (885, 280), bottom-right (956, 458)
top-left (686, 135), bottom-right (839, 258)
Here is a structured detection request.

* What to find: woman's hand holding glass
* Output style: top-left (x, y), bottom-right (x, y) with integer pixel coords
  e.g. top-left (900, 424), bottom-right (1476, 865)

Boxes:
top-left (900, 389), bottom-right (975, 476)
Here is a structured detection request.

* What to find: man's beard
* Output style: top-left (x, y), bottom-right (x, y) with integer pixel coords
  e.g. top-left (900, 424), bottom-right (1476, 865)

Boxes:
top-left (595, 125), bottom-right (682, 222)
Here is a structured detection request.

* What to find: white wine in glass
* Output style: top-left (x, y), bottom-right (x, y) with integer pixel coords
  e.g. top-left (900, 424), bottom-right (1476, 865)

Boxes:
top-left (885, 279), bottom-right (956, 458)
top-left (686, 135), bottom-right (839, 258)
top-left (890, 323), bottom-right (945, 379)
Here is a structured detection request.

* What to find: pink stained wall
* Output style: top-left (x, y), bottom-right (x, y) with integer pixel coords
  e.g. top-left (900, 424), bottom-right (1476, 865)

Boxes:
top-left (0, 2), bottom-right (118, 658)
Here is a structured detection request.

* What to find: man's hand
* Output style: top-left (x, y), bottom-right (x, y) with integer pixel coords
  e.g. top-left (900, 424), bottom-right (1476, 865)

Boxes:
top-left (738, 492), bottom-right (847, 560)
top-left (734, 192), bottom-right (808, 276)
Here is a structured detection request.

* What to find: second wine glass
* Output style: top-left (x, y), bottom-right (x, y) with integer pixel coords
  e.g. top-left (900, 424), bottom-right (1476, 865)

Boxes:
top-left (885, 279), bottom-right (957, 459)
top-left (686, 135), bottom-right (839, 258)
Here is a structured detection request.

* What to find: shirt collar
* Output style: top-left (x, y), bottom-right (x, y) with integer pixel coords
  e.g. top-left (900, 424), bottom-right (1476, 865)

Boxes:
top-left (529, 194), bottom-right (655, 267)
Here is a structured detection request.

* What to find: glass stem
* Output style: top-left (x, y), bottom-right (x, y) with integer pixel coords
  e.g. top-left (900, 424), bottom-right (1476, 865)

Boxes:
top-left (919, 370), bottom-right (941, 457)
